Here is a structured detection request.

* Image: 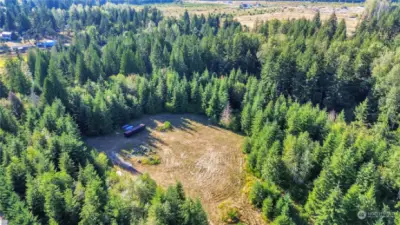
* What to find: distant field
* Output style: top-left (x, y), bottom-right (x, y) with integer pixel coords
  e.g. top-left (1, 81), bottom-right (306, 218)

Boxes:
top-left (86, 114), bottom-right (265, 225)
top-left (135, 1), bottom-right (365, 33)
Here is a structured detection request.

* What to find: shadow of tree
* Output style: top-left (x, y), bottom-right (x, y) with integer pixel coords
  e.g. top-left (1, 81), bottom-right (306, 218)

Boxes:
top-left (86, 113), bottom-right (228, 175)
top-left (107, 152), bottom-right (142, 174)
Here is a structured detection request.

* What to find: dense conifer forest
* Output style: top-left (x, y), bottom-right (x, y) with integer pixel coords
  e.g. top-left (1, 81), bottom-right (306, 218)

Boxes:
top-left (0, 0), bottom-right (400, 224)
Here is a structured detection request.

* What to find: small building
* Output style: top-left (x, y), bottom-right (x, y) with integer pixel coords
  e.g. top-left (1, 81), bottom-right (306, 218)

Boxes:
top-left (36, 40), bottom-right (57, 48)
top-left (0, 213), bottom-right (8, 225)
top-left (1, 32), bottom-right (12, 41)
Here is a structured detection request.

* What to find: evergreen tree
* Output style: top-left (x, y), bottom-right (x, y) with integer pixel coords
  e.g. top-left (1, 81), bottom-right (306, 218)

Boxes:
top-left (150, 40), bottom-right (164, 70)
top-left (314, 186), bottom-right (343, 225)
top-left (41, 57), bottom-right (67, 106)
top-left (282, 132), bottom-right (314, 184)
top-left (34, 51), bottom-right (49, 87)
top-left (354, 99), bottom-right (369, 126)
top-left (79, 179), bottom-right (106, 225)
top-left (241, 103), bottom-right (252, 135)
top-left (75, 54), bottom-right (87, 85)
top-left (8, 92), bottom-right (24, 119)
top-left (119, 49), bottom-right (135, 75)
top-left (84, 44), bottom-right (102, 81)
top-left (5, 59), bottom-right (31, 95)
top-left (44, 184), bottom-right (65, 224)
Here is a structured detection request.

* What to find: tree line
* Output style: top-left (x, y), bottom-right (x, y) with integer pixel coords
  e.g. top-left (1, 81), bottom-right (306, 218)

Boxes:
top-left (0, 1), bottom-right (166, 40)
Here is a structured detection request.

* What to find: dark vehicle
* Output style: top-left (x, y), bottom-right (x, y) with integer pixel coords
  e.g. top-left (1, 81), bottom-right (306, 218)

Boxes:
top-left (124, 125), bottom-right (134, 131)
top-left (124, 124), bottom-right (146, 137)
top-left (122, 124), bottom-right (131, 130)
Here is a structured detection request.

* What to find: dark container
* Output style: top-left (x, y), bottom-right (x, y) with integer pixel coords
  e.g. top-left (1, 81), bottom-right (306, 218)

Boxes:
top-left (124, 124), bottom-right (146, 137)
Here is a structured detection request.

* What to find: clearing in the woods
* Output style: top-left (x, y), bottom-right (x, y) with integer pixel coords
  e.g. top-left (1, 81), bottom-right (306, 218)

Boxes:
top-left (85, 114), bottom-right (265, 225)
top-left (133, 1), bottom-right (365, 34)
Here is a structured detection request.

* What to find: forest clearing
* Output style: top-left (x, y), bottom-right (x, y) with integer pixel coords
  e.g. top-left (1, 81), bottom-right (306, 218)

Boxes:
top-left (86, 114), bottom-right (265, 225)
top-left (134, 1), bottom-right (365, 33)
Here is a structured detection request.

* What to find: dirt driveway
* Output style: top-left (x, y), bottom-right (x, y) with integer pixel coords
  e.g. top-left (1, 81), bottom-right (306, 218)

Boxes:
top-left (85, 113), bottom-right (265, 225)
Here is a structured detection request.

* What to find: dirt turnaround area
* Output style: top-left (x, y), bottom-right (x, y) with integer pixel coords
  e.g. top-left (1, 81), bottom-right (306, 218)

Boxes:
top-left (85, 114), bottom-right (265, 225)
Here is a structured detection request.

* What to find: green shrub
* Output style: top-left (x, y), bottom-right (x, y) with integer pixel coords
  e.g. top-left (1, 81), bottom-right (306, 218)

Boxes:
top-left (226, 207), bottom-right (240, 223)
top-left (156, 121), bottom-right (173, 132)
top-left (164, 121), bottom-right (172, 129)
top-left (218, 201), bottom-right (241, 223)
top-left (142, 155), bottom-right (161, 165)
top-left (242, 137), bottom-right (251, 153)
top-left (120, 149), bottom-right (132, 158)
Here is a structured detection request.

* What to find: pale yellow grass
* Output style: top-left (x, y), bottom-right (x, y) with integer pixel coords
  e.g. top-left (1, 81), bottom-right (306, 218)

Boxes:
top-left (137, 1), bottom-right (364, 34)
top-left (86, 114), bottom-right (265, 225)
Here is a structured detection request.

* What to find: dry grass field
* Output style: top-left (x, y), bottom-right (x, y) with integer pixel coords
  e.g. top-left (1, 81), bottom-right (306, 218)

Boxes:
top-left (86, 114), bottom-right (265, 225)
top-left (134, 1), bottom-right (365, 33)
top-left (234, 2), bottom-right (364, 33)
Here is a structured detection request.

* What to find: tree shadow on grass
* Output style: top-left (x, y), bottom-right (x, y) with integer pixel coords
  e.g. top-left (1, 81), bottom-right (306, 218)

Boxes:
top-left (149, 115), bottom-right (198, 134)
top-left (147, 134), bottom-right (168, 148)
top-left (86, 113), bottom-right (239, 175)
top-left (107, 151), bottom-right (142, 175)
top-left (167, 118), bottom-right (196, 135)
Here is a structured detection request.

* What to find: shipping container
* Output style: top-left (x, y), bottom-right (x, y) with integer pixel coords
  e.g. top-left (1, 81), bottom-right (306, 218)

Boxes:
top-left (124, 124), bottom-right (146, 137)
